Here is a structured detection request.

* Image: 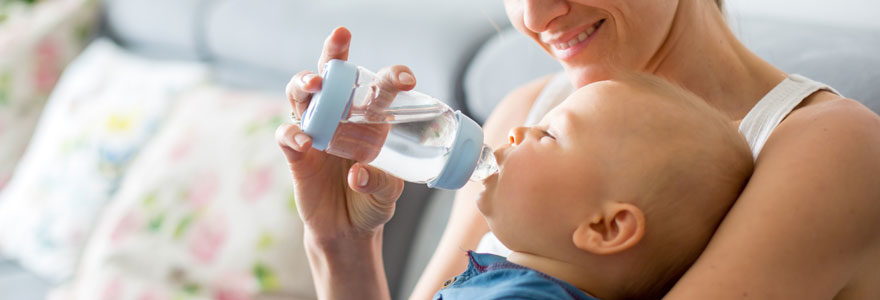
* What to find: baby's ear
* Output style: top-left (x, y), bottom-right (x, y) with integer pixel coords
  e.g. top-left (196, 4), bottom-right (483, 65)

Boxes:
top-left (572, 202), bottom-right (645, 255)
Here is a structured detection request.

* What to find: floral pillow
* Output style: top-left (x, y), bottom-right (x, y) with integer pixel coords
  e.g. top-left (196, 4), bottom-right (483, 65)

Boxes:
top-left (58, 85), bottom-right (316, 300)
top-left (0, 0), bottom-right (100, 191)
top-left (0, 39), bottom-right (209, 282)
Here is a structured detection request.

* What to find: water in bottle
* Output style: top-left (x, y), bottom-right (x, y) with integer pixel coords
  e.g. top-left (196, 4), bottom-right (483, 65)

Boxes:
top-left (300, 59), bottom-right (498, 190)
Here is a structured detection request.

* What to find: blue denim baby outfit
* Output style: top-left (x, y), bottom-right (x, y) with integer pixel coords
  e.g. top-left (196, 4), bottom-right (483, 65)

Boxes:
top-left (432, 251), bottom-right (599, 300)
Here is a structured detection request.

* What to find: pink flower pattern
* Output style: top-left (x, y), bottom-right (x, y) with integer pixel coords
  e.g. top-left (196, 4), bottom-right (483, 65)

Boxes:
top-left (35, 40), bottom-right (61, 93)
top-left (168, 135), bottom-right (195, 162)
top-left (110, 211), bottom-right (142, 244)
top-left (135, 290), bottom-right (159, 300)
top-left (188, 173), bottom-right (220, 210)
top-left (44, 86), bottom-right (306, 299)
top-left (241, 166), bottom-right (273, 201)
top-left (187, 215), bottom-right (228, 264)
top-left (213, 272), bottom-right (254, 300)
top-left (101, 278), bottom-right (123, 300)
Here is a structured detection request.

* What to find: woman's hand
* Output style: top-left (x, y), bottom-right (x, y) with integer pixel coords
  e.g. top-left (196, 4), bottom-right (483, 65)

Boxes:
top-left (278, 26), bottom-right (420, 238)
top-left (275, 124), bottom-right (402, 237)
top-left (275, 27), bottom-right (415, 300)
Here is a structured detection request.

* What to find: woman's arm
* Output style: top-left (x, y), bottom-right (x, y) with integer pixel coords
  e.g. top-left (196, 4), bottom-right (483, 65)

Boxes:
top-left (278, 27), bottom-right (416, 300)
top-left (408, 75), bottom-right (555, 300)
top-left (666, 94), bottom-right (880, 299)
top-left (304, 228), bottom-right (389, 299)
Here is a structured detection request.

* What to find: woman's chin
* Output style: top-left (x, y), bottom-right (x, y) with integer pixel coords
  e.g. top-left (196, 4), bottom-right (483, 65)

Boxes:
top-left (562, 64), bottom-right (616, 88)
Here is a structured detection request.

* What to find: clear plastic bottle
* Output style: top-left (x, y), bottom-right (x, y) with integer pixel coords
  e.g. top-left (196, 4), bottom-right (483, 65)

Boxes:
top-left (300, 59), bottom-right (498, 190)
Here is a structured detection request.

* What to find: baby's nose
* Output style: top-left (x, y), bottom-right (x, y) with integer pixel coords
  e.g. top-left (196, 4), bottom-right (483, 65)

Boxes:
top-left (508, 126), bottom-right (528, 145)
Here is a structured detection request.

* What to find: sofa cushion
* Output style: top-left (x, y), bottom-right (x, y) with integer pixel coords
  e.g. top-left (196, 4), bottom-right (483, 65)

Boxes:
top-left (736, 15), bottom-right (880, 113)
top-left (104, 0), bottom-right (512, 109)
top-left (0, 39), bottom-right (208, 282)
top-left (203, 0), bottom-right (509, 107)
top-left (60, 85), bottom-right (315, 300)
top-left (462, 27), bottom-right (562, 124)
top-left (102, 0), bottom-right (204, 60)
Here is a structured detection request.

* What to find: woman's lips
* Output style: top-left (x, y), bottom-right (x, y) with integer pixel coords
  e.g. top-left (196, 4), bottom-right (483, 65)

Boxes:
top-left (547, 19), bottom-right (605, 60)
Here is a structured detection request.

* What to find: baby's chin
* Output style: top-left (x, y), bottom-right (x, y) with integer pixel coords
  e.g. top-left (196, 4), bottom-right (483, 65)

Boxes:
top-left (475, 173), bottom-right (498, 217)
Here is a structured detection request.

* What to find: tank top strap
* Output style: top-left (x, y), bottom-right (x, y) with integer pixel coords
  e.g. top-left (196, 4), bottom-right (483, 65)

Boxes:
top-left (523, 72), bottom-right (575, 126)
top-left (738, 74), bottom-right (841, 159)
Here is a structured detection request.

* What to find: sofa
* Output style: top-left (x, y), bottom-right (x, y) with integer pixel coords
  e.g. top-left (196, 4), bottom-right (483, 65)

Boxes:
top-left (0, 0), bottom-right (878, 299)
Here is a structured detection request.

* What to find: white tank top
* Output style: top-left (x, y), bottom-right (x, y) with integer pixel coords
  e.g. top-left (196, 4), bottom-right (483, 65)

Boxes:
top-left (475, 72), bottom-right (840, 256)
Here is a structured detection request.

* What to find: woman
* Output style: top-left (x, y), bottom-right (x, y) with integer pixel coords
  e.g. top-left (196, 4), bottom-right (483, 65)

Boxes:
top-left (276, 0), bottom-right (880, 298)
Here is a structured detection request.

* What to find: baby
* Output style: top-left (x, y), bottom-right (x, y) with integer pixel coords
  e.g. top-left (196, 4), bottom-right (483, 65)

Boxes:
top-left (435, 74), bottom-right (754, 299)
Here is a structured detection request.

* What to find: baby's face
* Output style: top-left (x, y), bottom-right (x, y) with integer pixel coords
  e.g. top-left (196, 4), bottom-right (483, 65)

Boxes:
top-left (478, 79), bottom-right (681, 257)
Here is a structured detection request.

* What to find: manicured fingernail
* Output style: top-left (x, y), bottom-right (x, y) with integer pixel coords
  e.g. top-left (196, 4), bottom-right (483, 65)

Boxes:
top-left (294, 133), bottom-right (310, 147)
top-left (397, 72), bottom-right (414, 85)
top-left (302, 74), bottom-right (317, 84)
top-left (357, 167), bottom-right (369, 187)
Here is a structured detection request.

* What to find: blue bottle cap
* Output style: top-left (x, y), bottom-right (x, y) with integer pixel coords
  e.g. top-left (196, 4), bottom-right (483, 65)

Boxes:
top-left (301, 59), bottom-right (359, 151)
top-left (428, 111), bottom-right (485, 190)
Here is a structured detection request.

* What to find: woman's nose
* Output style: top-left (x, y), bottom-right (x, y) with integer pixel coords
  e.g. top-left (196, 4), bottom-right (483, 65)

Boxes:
top-left (523, 0), bottom-right (570, 32)
top-left (508, 126), bottom-right (529, 145)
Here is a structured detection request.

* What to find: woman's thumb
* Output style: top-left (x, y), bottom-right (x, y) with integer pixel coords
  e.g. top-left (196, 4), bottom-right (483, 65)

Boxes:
top-left (347, 163), bottom-right (404, 206)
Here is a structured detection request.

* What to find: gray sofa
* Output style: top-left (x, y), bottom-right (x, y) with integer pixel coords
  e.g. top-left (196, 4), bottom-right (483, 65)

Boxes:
top-left (2, 1), bottom-right (879, 299)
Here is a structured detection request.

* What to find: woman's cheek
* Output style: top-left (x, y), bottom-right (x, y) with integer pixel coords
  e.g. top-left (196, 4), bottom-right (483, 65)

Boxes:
top-left (503, 0), bottom-right (523, 28)
top-left (503, 1), bottom-right (542, 44)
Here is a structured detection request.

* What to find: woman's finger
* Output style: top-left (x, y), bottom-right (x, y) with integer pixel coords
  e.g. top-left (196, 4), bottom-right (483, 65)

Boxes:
top-left (375, 65), bottom-right (417, 93)
top-left (347, 163), bottom-right (404, 207)
top-left (276, 123), bottom-right (338, 182)
top-left (317, 27), bottom-right (352, 72)
top-left (275, 123), bottom-right (312, 159)
top-left (285, 70), bottom-right (323, 118)
top-left (364, 65), bottom-right (416, 121)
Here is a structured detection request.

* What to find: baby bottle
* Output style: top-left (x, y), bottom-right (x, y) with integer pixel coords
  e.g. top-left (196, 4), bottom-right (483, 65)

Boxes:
top-left (300, 59), bottom-right (498, 190)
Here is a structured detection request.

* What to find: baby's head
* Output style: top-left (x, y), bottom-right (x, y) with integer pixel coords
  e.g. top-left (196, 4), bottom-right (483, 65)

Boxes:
top-left (477, 73), bottom-right (753, 299)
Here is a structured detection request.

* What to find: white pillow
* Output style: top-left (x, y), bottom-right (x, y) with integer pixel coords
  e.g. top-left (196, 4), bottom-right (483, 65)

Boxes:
top-left (0, 39), bottom-right (208, 281)
top-left (62, 85), bottom-right (316, 300)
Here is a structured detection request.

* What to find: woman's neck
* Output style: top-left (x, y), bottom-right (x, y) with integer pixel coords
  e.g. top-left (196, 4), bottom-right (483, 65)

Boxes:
top-left (645, 0), bottom-right (786, 121)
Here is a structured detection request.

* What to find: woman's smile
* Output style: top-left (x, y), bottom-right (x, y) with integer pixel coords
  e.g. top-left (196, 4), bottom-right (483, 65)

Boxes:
top-left (543, 19), bottom-right (605, 60)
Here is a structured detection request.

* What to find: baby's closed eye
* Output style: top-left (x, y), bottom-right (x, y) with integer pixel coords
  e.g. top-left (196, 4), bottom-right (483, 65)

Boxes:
top-left (541, 129), bottom-right (556, 142)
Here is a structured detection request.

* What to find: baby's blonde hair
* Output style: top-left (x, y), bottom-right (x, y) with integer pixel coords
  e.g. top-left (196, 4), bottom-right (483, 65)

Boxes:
top-left (603, 73), bottom-right (752, 299)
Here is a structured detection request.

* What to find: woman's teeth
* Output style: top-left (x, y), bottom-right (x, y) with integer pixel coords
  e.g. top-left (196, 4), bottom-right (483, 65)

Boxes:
top-left (555, 20), bottom-right (602, 50)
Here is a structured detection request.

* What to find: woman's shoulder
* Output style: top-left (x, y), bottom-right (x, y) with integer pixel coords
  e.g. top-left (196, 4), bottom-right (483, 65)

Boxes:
top-left (666, 91), bottom-right (880, 299)
top-left (770, 91), bottom-right (880, 158)
top-left (481, 74), bottom-right (556, 147)
top-left (759, 90), bottom-right (880, 199)
top-left (733, 90), bottom-right (880, 293)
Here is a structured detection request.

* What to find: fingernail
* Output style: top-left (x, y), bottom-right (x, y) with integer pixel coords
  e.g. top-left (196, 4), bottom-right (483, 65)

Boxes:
top-left (294, 133), bottom-right (310, 147)
top-left (358, 167), bottom-right (369, 187)
top-left (302, 74), bottom-right (317, 84)
top-left (397, 72), bottom-right (415, 85)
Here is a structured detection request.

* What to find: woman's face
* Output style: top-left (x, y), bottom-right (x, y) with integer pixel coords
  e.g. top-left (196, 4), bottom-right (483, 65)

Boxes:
top-left (503, 0), bottom-right (679, 87)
